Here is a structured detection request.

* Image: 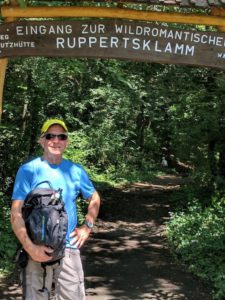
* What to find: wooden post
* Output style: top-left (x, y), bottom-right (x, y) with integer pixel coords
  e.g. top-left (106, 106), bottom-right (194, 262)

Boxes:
top-left (0, 0), bottom-right (18, 120)
top-left (1, 6), bottom-right (225, 27)
top-left (0, 58), bottom-right (8, 120)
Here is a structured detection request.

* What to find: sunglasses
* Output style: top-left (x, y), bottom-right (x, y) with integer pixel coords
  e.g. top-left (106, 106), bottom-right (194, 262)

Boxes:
top-left (43, 133), bottom-right (68, 141)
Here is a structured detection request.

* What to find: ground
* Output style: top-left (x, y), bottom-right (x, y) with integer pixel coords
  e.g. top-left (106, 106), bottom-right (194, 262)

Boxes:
top-left (0, 175), bottom-right (212, 300)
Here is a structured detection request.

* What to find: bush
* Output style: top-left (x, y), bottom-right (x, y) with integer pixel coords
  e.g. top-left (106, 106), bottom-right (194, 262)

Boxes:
top-left (0, 125), bottom-right (31, 195)
top-left (167, 195), bottom-right (225, 299)
top-left (0, 193), bottom-right (18, 273)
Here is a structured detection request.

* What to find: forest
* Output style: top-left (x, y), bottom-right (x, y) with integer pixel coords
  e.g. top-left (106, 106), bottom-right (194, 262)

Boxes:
top-left (0, 2), bottom-right (225, 299)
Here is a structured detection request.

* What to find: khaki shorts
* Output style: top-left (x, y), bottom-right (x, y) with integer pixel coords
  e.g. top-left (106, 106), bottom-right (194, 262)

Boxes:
top-left (23, 248), bottom-right (85, 300)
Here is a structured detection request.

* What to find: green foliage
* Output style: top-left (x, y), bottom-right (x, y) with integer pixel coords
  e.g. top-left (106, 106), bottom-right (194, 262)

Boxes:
top-left (64, 131), bottom-right (93, 167)
top-left (76, 198), bottom-right (88, 227)
top-left (0, 193), bottom-right (18, 273)
top-left (64, 130), bottom-right (158, 185)
top-left (0, 125), bottom-right (30, 194)
top-left (4, 57), bottom-right (225, 189)
top-left (167, 192), bottom-right (225, 299)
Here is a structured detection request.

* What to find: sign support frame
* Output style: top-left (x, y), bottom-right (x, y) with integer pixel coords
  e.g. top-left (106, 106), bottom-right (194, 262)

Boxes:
top-left (0, 0), bottom-right (19, 120)
top-left (1, 6), bottom-right (225, 27)
top-left (0, 16), bottom-right (18, 120)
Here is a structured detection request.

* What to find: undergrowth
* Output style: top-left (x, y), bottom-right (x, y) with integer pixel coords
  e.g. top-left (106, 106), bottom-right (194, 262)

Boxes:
top-left (0, 193), bottom-right (18, 274)
top-left (166, 186), bottom-right (225, 300)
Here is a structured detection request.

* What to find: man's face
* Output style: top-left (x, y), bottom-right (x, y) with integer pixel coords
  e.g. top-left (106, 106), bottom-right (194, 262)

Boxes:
top-left (40, 124), bottom-right (68, 158)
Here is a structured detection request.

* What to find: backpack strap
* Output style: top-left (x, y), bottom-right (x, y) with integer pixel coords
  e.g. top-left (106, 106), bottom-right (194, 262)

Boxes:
top-left (39, 260), bottom-right (60, 296)
top-left (38, 263), bottom-right (49, 297)
top-left (22, 267), bottom-right (26, 300)
top-left (34, 181), bottom-right (53, 189)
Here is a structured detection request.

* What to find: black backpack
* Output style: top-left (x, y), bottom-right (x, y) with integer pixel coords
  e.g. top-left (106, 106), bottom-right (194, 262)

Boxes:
top-left (22, 181), bottom-right (68, 263)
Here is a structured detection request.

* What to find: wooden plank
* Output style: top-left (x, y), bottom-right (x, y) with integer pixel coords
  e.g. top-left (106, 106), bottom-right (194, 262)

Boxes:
top-left (0, 12), bottom-right (18, 120)
top-left (2, 6), bottom-right (225, 27)
top-left (0, 1), bottom-right (20, 120)
top-left (1, 20), bottom-right (225, 69)
top-left (0, 0), bottom-right (19, 119)
top-left (0, 58), bottom-right (7, 118)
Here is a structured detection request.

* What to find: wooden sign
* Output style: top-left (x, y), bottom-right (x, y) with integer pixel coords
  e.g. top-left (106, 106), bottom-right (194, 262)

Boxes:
top-left (1, 20), bottom-right (225, 69)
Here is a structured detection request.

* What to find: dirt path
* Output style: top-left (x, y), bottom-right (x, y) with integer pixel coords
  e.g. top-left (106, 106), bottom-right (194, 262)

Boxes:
top-left (0, 175), bottom-right (212, 300)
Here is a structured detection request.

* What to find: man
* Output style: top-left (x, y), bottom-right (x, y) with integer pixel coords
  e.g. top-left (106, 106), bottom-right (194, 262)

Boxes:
top-left (11, 119), bottom-right (101, 300)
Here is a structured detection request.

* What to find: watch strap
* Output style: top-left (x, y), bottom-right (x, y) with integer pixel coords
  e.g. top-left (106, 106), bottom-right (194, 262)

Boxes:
top-left (84, 219), bottom-right (94, 229)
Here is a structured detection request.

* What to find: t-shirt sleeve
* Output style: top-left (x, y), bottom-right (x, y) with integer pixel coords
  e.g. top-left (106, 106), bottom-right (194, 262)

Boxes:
top-left (79, 167), bottom-right (96, 200)
top-left (12, 166), bottom-right (31, 201)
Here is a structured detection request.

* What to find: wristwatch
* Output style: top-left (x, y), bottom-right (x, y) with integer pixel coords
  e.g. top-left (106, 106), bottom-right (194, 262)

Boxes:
top-left (84, 219), bottom-right (94, 229)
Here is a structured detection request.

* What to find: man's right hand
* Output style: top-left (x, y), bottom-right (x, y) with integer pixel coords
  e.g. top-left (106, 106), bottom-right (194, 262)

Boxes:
top-left (27, 244), bottom-right (53, 262)
top-left (11, 200), bottom-right (54, 263)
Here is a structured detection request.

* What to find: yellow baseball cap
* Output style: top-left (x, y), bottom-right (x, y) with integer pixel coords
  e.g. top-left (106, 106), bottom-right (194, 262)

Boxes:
top-left (41, 119), bottom-right (68, 134)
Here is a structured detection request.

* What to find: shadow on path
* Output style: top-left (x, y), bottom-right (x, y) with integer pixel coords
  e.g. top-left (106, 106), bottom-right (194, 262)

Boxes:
top-left (82, 175), bottom-right (212, 300)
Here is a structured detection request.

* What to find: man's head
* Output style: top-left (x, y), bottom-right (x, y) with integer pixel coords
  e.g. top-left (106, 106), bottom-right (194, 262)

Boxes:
top-left (40, 119), bottom-right (69, 163)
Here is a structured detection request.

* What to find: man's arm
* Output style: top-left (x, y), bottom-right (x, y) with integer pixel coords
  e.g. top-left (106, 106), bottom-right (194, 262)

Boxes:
top-left (85, 190), bottom-right (101, 225)
top-left (11, 200), bottom-right (53, 262)
top-left (70, 190), bottom-right (101, 248)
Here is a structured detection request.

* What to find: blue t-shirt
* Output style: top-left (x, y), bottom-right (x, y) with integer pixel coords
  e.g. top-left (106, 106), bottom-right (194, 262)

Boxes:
top-left (12, 157), bottom-right (95, 248)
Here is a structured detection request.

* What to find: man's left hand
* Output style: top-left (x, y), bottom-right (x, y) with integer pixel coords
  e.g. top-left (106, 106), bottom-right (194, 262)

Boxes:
top-left (70, 225), bottom-right (91, 248)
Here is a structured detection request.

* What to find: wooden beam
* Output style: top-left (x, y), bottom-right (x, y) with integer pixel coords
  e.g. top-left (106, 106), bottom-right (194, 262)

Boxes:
top-left (0, 9), bottom-right (18, 120)
top-left (2, 6), bottom-right (225, 27)
top-left (0, 59), bottom-right (8, 120)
